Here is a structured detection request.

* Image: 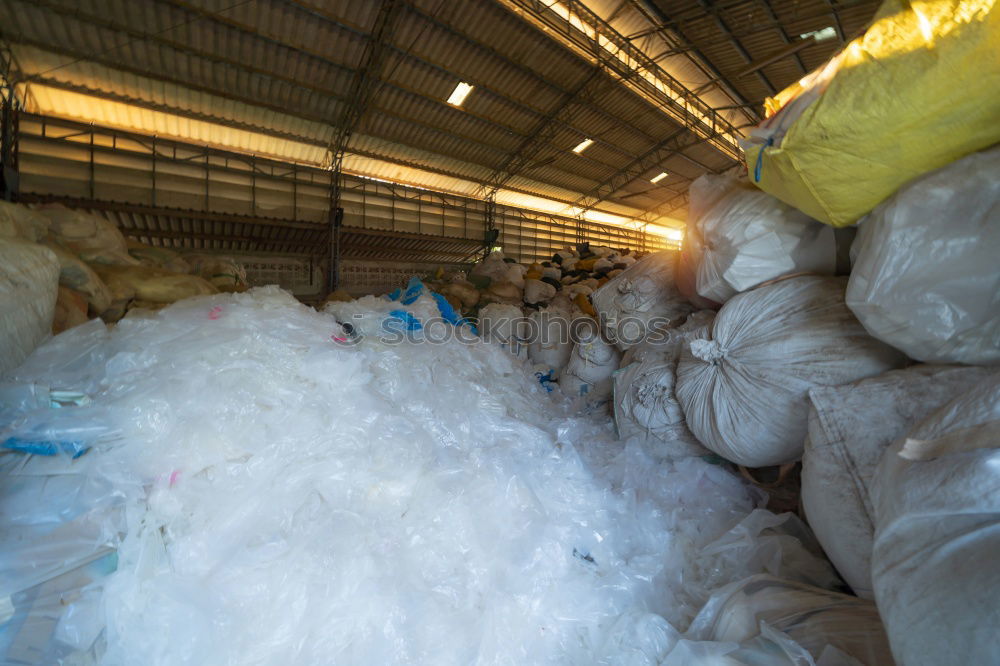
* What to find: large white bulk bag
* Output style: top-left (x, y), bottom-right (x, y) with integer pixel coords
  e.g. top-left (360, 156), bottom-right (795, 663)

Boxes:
top-left (871, 373), bottom-right (1000, 666)
top-left (591, 251), bottom-right (692, 351)
top-left (1, 239), bottom-right (60, 375)
top-left (680, 175), bottom-right (836, 304)
top-left (676, 276), bottom-right (905, 467)
top-left (847, 147), bottom-right (1000, 365)
top-left (686, 574), bottom-right (894, 666)
top-left (523, 279), bottom-right (556, 305)
top-left (37, 205), bottom-right (138, 267)
top-left (802, 365), bottom-right (989, 599)
top-left (526, 308), bottom-right (576, 378)
top-left (469, 251), bottom-right (510, 284)
top-left (0, 200), bottom-right (49, 242)
top-left (613, 312), bottom-right (714, 459)
top-left (560, 319), bottom-right (621, 400)
top-left (478, 303), bottom-right (527, 359)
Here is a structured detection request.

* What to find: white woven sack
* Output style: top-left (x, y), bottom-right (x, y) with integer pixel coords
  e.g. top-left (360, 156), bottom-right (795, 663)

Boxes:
top-left (676, 276), bottom-right (905, 467)
top-left (591, 251), bottom-right (692, 351)
top-left (872, 372), bottom-right (1000, 666)
top-left (0, 239), bottom-right (60, 375)
top-left (847, 147), bottom-right (1000, 365)
top-left (801, 364), bottom-right (989, 599)
top-left (684, 174), bottom-right (836, 304)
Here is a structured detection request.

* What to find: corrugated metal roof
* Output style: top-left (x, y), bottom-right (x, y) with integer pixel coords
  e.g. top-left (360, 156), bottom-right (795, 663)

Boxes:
top-left (0, 0), bottom-right (874, 230)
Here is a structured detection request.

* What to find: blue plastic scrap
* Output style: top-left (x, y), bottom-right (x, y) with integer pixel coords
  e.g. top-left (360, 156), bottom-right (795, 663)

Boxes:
top-left (534, 369), bottom-right (556, 393)
top-left (384, 310), bottom-right (423, 332)
top-left (400, 276), bottom-right (425, 305)
top-left (2, 437), bottom-right (90, 458)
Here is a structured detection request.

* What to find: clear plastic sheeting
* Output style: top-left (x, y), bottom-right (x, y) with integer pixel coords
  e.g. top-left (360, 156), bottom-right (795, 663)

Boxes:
top-left (676, 277), bottom-right (905, 467)
top-left (1, 287), bottom-right (844, 664)
top-left (872, 372), bottom-right (1000, 666)
top-left (847, 147), bottom-right (1000, 365)
top-left (801, 365), bottom-right (990, 598)
top-left (680, 174), bottom-right (836, 305)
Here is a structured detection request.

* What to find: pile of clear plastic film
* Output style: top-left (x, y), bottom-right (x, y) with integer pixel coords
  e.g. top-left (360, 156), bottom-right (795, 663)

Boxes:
top-left (1, 287), bottom-right (854, 665)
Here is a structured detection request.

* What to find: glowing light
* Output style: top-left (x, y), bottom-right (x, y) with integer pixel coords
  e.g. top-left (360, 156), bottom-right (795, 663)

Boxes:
top-left (571, 138), bottom-right (594, 154)
top-left (913, 8), bottom-right (933, 42)
top-left (650, 172), bottom-right (668, 184)
top-left (446, 82), bottom-right (474, 107)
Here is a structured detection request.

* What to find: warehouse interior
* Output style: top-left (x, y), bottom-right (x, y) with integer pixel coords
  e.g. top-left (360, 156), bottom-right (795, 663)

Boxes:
top-left (1, 0), bottom-right (997, 664)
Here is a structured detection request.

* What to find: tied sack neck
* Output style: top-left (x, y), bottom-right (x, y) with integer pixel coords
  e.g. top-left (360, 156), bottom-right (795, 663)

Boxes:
top-left (690, 338), bottom-right (726, 364)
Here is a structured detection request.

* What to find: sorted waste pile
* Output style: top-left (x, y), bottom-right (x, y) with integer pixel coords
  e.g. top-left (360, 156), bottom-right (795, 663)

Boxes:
top-left (0, 287), bottom-right (896, 665)
top-left (0, 200), bottom-right (251, 370)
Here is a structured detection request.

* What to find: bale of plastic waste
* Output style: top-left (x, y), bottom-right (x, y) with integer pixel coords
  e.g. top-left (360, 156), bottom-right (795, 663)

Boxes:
top-left (41, 241), bottom-right (114, 315)
top-left (679, 174), bottom-right (836, 304)
top-left (801, 364), bottom-right (989, 599)
top-left (126, 239), bottom-right (192, 274)
top-left (523, 278), bottom-right (556, 305)
top-left (470, 251), bottom-right (510, 284)
top-left (37, 204), bottom-right (138, 266)
top-left (591, 251), bottom-right (693, 351)
top-left (481, 280), bottom-right (522, 305)
top-left (0, 239), bottom-right (60, 374)
top-left (560, 318), bottom-right (621, 401)
top-left (478, 303), bottom-right (526, 359)
top-left (90, 264), bottom-right (218, 322)
top-left (182, 254), bottom-right (249, 292)
top-left (846, 147), bottom-right (1000, 365)
top-left (0, 200), bottom-right (50, 242)
top-left (684, 574), bottom-right (894, 665)
top-left (437, 281), bottom-right (479, 310)
top-left (676, 276), bottom-right (905, 467)
top-left (526, 307), bottom-right (577, 378)
top-left (741, 0), bottom-right (1000, 227)
top-left (52, 286), bottom-right (91, 335)
top-left (613, 311), bottom-right (714, 459)
top-left (872, 373), bottom-right (1000, 666)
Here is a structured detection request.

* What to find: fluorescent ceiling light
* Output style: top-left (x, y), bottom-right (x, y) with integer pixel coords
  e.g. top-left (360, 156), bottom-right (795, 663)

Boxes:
top-left (800, 26), bottom-right (837, 41)
top-left (571, 138), bottom-right (594, 154)
top-left (650, 172), bottom-right (668, 184)
top-left (446, 82), bottom-right (474, 107)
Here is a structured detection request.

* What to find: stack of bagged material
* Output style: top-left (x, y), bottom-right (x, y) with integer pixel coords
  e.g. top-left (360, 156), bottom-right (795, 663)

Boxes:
top-left (181, 253), bottom-right (249, 292)
top-left (590, 250), bottom-right (692, 350)
top-left (871, 374), bottom-right (1000, 665)
top-left (612, 311), bottom-right (714, 459)
top-left (126, 239), bottom-right (192, 274)
top-left (801, 365), bottom-right (990, 598)
top-left (675, 276), bottom-right (905, 467)
top-left (559, 317), bottom-right (621, 400)
top-left (526, 306), bottom-right (579, 380)
top-left (677, 174), bottom-right (837, 305)
top-left (847, 146), bottom-right (1000, 365)
top-left (38, 204), bottom-right (140, 267)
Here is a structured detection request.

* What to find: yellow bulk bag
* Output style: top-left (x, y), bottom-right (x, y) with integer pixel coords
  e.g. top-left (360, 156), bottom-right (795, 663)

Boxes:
top-left (742, 0), bottom-right (1000, 227)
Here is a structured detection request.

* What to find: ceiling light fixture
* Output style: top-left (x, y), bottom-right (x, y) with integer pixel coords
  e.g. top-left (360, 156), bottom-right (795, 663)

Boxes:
top-left (572, 138), bottom-right (594, 154)
top-left (650, 172), bottom-right (668, 184)
top-left (446, 82), bottom-right (474, 107)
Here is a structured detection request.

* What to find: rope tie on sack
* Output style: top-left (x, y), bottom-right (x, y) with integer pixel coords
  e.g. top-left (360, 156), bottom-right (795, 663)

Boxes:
top-left (690, 339), bottom-right (726, 364)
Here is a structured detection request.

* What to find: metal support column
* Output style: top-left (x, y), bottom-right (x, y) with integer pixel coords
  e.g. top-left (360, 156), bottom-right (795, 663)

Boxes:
top-left (0, 45), bottom-right (21, 202)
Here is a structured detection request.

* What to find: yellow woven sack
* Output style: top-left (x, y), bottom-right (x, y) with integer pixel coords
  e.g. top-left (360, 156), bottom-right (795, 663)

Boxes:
top-left (743, 0), bottom-right (999, 227)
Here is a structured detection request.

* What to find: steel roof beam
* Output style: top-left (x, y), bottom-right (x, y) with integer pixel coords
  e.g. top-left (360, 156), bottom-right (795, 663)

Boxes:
top-left (627, 0), bottom-right (760, 125)
top-left (697, 0), bottom-right (777, 97)
top-left (284, 0), bottom-right (663, 181)
top-left (755, 0), bottom-right (808, 75)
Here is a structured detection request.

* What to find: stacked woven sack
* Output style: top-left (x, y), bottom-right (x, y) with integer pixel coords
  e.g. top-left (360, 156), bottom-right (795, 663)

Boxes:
top-left (436, 244), bottom-right (645, 389)
top-left (0, 201), bottom-right (246, 374)
top-left (666, 2), bottom-right (1000, 660)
